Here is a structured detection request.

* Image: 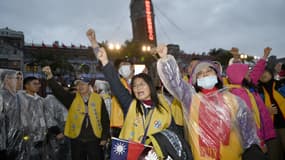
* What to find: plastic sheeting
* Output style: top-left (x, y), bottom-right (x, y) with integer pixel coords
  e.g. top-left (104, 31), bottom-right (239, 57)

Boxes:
top-left (1, 69), bottom-right (70, 159)
top-left (157, 55), bottom-right (261, 160)
top-left (94, 79), bottom-right (112, 116)
top-left (0, 69), bottom-right (22, 154)
top-left (44, 94), bottom-right (71, 160)
top-left (44, 94), bottom-right (68, 130)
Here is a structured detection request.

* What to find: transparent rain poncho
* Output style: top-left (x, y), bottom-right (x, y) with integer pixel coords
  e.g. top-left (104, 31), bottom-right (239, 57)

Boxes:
top-left (157, 55), bottom-right (260, 160)
top-left (16, 90), bottom-right (55, 160)
top-left (94, 79), bottom-right (112, 116)
top-left (0, 69), bottom-right (22, 154)
top-left (44, 94), bottom-right (68, 130)
top-left (44, 94), bottom-right (69, 160)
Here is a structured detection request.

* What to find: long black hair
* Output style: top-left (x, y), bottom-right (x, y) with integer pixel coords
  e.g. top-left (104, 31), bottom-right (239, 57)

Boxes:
top-left (130, 73), bottom-right (165, 115)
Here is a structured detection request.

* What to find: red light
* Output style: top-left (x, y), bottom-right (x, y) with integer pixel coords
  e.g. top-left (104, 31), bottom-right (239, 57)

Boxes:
top-left (145, 0), bottom-right (154, 41)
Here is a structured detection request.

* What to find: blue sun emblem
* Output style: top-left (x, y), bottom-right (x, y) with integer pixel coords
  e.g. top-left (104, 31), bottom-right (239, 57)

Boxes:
top-left (113, 142), bottom-right (127, 155)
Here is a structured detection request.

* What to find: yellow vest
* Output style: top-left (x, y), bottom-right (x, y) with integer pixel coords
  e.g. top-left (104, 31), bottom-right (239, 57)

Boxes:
top-left (170, 98), bottom-right (184, 126)
top-left (188, 93), bottom-right (243, 160)
top-left (119, 97), bottom-right (172, 143)
top-left (64, 92), bottom-right (102, 139)
top-left (110, 78), bottom-right (130, 128)
top-left (158, 94), bottom-right (184, 126)
top-left (262, 82), bottom-right (285, 120)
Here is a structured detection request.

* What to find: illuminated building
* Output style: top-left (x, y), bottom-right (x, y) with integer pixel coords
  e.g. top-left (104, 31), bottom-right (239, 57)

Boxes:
top-left (130, 0), bottom-right (157, 46)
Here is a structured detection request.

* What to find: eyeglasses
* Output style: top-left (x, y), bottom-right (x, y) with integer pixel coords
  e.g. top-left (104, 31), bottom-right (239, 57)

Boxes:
top-left (133, 82), bottom-right (147, 89)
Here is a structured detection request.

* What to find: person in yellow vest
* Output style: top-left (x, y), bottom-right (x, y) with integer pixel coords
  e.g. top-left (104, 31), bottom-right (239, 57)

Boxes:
top-left (160, 85), bottom-right (184, 136)
top-left (156, 44), bottom-right (266, 160)
top-left (86, 28), bottom-right (192, 159)
top-left (42, 66), bottom-right (110, 160)
top-left (259, 68), bottom-right (285, 159)
top-left (110, 58), bottom-right (134, 138)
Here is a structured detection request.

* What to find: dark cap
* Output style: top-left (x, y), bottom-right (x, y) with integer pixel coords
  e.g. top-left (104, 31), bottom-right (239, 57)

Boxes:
top-left (74, 76), bottom-right (92, 85)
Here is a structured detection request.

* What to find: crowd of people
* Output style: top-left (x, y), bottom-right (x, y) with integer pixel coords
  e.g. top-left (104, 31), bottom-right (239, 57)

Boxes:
top-left (0, 28), bottom-right (285, 160)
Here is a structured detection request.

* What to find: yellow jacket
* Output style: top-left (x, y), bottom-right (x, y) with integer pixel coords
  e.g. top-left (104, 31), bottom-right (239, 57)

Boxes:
top-left (64, 92), bottom-right (103, 139)
top-left (119, 97), bottom-right (172, 143)
top-left (262, 82), bottom-right (285, 120)
top-left (110, 78), bottom-right (130, 128)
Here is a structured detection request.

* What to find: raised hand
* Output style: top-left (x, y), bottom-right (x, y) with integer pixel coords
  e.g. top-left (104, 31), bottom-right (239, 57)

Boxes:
top-left (155, 44), bottom-right (168, 59)
top-left (86, 28), bottom-right (99, 48)
top-left (263, 47), bottom-right (272, 59)
top-left (42, 66), bottom-right (53, 80)
top-left (96, 47), bottom-right (109, 66)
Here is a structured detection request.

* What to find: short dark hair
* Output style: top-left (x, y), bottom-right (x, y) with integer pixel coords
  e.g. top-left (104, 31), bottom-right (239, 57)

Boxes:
top-left (23, 76), bottom-right (38, 86)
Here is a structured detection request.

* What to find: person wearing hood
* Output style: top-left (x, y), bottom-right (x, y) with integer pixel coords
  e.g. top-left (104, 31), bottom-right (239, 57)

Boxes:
top-left (16, 76), bottom-right (57, 160)
top-left (226, 47), bottom-right (277, 160)
top-left (156, 44), bottom-right (265, 160)
top-left (0, 69), bottom-right (22, 160)
top-left (93, 79), bottom-right (112, 116)
top-left (258, 68), bottom-right (285, 159)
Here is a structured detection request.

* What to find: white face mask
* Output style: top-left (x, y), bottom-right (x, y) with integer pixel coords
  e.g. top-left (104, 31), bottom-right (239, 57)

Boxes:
top-left (118, 65), bottom-right (132, 78)
top-left (197, 75), bottom-right (218, 89)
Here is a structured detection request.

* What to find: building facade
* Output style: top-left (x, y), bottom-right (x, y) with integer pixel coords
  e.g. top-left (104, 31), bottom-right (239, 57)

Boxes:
top-left (0, 27), bottom-right (24, 70)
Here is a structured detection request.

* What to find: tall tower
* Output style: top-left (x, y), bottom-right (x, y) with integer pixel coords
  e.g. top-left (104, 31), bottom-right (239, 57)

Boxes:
top-left (130, 0), bottom-right (157, 46)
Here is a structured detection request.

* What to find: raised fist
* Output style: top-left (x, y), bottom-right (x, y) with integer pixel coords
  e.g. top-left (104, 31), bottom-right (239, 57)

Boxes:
top-left (155, 44), bottom-right (168, 59)
top-left (42, 66), bottom-right (53, 79)
top-left (263, 47), bottom-right (272, 58)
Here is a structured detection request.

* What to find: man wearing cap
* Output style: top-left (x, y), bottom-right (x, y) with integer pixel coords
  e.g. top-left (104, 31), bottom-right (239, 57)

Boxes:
top-left (42, 66), bottom-right (110, 160)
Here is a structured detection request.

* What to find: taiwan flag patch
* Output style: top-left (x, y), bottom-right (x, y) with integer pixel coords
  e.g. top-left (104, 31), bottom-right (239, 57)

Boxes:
top-left (110, 137), bottom-right (156, 160)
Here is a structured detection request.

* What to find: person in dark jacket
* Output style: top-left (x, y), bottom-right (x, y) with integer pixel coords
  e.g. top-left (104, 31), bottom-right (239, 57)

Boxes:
top-left (42, 67), bottom-right (110, 160)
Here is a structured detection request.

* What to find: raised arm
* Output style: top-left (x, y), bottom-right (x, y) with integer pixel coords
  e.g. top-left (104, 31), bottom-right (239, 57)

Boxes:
top-left (42, 66), bottom-right (75, 108)
top-left (250, 47), bottom-right (271, 85)
top-left (86, 28), bottom-right (133, 115)
top-left (156, 44), bottom-right (192, 112)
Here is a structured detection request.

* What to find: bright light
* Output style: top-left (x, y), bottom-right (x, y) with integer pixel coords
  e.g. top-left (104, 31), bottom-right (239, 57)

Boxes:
top-left (108, 43), bottom-right (114, 50)
top-left (115, 44), bottom-right (121, 50)
top-left (142, 45), bottom-right (151, 52)
top-left (147, 46), bottom-right (151, 51)
top-left (240, 54), bottom-right (248, 59)
top-left (142, 46), bottom-right (146, 52)
top-left (134, 64), bottom-right (146, 75)
top-left (108, 43), bottom-right (121, 50)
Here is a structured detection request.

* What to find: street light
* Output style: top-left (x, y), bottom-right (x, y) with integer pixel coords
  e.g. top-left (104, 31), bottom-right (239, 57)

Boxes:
top-left (254, 56), bottom-right (260, 60)
top-left (108, 43), bottom-right (121, 51)
top-left (142, 45), bottom-right (151, 52)
top-left (240, 54), bottom-right (247, 60)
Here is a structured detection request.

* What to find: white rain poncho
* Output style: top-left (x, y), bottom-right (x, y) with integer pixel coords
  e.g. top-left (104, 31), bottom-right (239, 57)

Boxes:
top-left (44, 94), bottom-right (70, 160)
top-left (94, 79), bottom-right (112, 116)
top-left (16, 89), bottom-right (55, 160)
top-left (157, 55), bottom-right (261, 160)
top-left (0, 69), bottom-right (22, 154)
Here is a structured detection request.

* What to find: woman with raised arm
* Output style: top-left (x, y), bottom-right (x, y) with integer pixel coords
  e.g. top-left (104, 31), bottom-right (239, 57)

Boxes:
top-left (156, 44), bottom-right (266, 160)
top-left (86, 28), bottom-right (192, 160)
